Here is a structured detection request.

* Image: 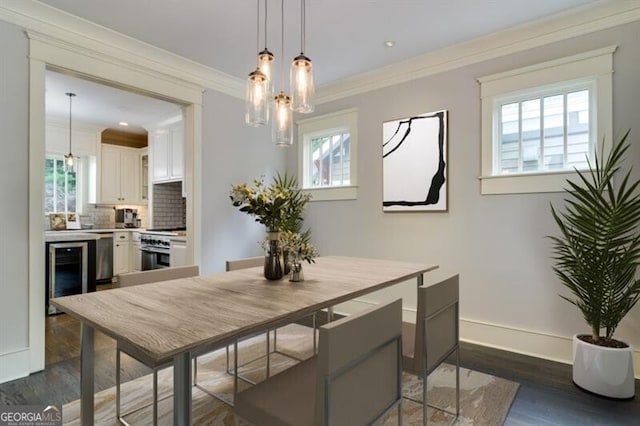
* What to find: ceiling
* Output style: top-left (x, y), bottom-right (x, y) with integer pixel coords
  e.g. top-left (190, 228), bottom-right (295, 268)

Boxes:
top-left (39, 0), bottom-right (597, 133)
top-left (46, 71), bottom-right (182, 135)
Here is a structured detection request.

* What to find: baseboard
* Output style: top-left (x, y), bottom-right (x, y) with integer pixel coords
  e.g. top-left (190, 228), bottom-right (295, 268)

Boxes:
top-left (334, 299), bottom-right (640, 379)
top-left (0, 348), bottom-right (30, 384)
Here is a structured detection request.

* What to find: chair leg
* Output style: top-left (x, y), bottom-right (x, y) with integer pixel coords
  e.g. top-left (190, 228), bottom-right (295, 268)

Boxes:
top-left (153, 370), bottom-right (158, 425)
top-left (266, 329), bottom-right (271, 378)
top-left (422, 371), bottom-right (428, 426)
top-left (313, 312), bottom-right (317, 354)
top-left (193, 356), bottom-right (198, 385)
top-left (455, 347), bottom-right (460, 419)
top-left (116, 348), bottom-right (121, 420)
top-left (398, 396), bottom-right (403, 426)
top-left (273, 328), bottom-right (277, 352)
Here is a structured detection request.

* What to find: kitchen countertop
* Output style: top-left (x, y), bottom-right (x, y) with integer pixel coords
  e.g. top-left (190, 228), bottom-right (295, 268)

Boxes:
top-left (45, 232), bottom-right (102, 242)
top-left (45, 228), bottom-right (144, 233)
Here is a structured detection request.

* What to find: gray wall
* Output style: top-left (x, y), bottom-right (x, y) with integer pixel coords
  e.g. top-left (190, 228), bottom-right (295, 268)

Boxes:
top-left (0, 21), bottom-right (29, 360)
top-left (200, 90), bottom-right (286, 274)
top-left (291, 22), bottom-right (640, 351)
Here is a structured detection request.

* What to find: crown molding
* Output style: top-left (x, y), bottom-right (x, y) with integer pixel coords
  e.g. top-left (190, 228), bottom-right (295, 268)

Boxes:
top-left (0, 0), bottom-right (244, 99)
top-left (1, 1), bottom-right (638, 105)
top-left (316, 0), bottom-right (640, 104)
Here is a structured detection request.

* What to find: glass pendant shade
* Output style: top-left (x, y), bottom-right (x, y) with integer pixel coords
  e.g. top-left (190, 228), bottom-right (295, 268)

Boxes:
top-left (258, 48), bottom-right (274, 95)
top-left (291, 53), bottom-right (315, 113)
top-left (245, 68), bottom-right (269, 127)
top-left (273, 91), bottom-right (293, 146)
top-left (64, 153), bottom-right (74, 173)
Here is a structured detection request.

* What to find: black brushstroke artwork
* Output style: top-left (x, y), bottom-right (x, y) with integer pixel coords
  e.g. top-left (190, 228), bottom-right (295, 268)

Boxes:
top-left (383, 111), bottom-right (446, 207)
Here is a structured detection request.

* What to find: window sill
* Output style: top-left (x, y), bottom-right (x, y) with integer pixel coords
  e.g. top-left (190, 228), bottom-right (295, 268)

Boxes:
top-left (480, 171), bottom-right (584, 195)
top-left (303, 186), bottom-right (358, 201)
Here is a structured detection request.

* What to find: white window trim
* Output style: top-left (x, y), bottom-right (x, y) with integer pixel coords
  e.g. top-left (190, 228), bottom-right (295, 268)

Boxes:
top-left (297, 108), bottom-right (358, 201)
top-left (478, 46), bottom-right (615, 194)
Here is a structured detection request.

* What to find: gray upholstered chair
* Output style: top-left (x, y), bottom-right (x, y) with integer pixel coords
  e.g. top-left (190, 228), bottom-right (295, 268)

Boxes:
top-left (115, 265), bottom-right (199, 425)
top-left (402, 273), bottom-right (459, 425)
top-left (235, 298), bottom-right (404, 426)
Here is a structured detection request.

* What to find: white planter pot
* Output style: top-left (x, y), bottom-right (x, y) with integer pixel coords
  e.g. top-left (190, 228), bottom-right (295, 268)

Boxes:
top-left (573, 334), bottom-right (635, 399)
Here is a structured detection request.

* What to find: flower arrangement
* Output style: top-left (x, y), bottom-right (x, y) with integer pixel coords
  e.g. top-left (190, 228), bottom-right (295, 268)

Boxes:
top-left (280, 230), bottom-right (319, 265)
top-left (230, 173), bottom-right (311, 233)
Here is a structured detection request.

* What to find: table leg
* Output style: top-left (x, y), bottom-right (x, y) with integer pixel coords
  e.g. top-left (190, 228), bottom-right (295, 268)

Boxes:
top-left (80, 322), bottom-right (95, 425)
top-left (174, 352), bottom-right (192, 425)
top-left (417, 273), bottom-right (423, 288)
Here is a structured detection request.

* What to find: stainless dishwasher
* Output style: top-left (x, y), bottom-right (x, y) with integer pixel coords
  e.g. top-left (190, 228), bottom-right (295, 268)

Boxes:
top-left (96, 233), bottom-right (113, 283)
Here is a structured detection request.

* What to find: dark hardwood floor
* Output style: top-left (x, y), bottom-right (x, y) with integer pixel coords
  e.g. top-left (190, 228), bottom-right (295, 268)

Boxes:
top-left (0, 303), bottom-right (638, 425)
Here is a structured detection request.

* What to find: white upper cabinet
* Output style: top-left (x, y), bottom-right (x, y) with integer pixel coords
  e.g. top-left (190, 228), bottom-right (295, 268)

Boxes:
top-left (100, 144), bottom-right (142, 204)
top-left (151, 122), bottom-right (183, 183)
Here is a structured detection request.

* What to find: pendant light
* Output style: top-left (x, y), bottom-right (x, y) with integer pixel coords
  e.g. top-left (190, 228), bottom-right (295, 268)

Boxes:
top-left (258, 0), bottom-right (274, 96)
top-left (64, 92), bottom-right (76, 173)
top-left (290, 0), bottom-right (314, 113)
top-left (245, 0), bottom-right (269, 127)
top-left (273, 0), bottom-right (292, 146)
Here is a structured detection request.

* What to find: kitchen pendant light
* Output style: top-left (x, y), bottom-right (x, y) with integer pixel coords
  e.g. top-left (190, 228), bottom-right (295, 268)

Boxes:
top-left (273, 0), bottom-right (292, 146)
top-left (290, 0), bottom-right (314, 113)
top-left (258, 0), bottom-right (274, 96)
top-left (245, 0), bottom-right (269, 127)
top-left (64, 92), bottom-right (76, 173)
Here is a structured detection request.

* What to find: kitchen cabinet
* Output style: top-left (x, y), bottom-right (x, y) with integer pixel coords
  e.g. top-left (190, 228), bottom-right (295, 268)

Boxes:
top-left (113, 231), bottom-right (131, 275)
top-left (151, 122), bottom-right (183, 183)
top-left (100, 144), bottom-right (142, 204)
top-left (170, 237), bottom-right (188, 267)
top-left (132, 232), bottom-right (142, 271)
top-left (140, 148), bottom-right (149, 202)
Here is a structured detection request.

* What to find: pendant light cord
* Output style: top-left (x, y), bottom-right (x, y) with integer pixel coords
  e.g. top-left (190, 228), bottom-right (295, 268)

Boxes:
top-left (264, 0), bottom-right (268, 49)
top-left (301, 0), bottom-right (305, 53)
top-left (256, 0), bottom-right (260, 66)
top-left (280, 0), bottom-right (284, 90)
top-left (68, 94), bottom-right (72, 153)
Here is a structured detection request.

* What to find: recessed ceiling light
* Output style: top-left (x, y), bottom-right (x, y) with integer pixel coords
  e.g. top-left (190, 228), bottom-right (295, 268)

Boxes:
top-left (384, 41), bottom-right (396, 48)
top-left (119, 122), bottom-right (129, 127)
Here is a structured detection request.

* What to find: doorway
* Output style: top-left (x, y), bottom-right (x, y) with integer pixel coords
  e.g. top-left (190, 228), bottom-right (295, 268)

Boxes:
top-left (29, 34), bottom-right (203, 374)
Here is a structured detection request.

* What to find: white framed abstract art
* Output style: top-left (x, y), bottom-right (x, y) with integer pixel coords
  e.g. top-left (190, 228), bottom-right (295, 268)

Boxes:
top-left (382, 110), bottom-right (448, 212)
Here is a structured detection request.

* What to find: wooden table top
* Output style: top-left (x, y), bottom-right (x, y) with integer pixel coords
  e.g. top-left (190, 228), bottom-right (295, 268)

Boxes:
top-left (51, 256), bottom-right (437, 364)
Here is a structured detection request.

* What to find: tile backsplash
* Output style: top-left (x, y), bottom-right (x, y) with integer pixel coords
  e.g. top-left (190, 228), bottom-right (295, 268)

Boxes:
top-left (153, 181), bottom-right (186, 229)
top-left (44, 204), bottom-right (148, 230)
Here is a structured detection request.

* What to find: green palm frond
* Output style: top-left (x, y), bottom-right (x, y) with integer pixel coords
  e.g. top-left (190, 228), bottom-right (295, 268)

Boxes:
top-left (549, 130), bottom-right (640, 342)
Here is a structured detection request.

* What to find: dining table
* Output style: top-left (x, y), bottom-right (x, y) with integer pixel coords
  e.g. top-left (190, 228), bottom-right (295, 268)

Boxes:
top-left (51, 256), bottom-right (437, 425)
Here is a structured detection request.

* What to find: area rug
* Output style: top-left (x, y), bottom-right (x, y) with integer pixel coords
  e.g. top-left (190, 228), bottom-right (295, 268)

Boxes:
top-left (62, 324), bottom-right (519, 425)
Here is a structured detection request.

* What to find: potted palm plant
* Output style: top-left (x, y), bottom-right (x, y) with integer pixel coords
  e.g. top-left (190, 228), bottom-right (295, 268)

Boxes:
top-left (549, 130), bottom-right (640, 399)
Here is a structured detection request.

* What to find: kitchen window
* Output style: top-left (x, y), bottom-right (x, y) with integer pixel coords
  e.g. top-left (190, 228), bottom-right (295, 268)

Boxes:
top-left (478, 46), bottom-right (614, 194)
top-left (297, 108), bottom-right (358, 201)
top-left (45, 155), bottom-right (78, 213)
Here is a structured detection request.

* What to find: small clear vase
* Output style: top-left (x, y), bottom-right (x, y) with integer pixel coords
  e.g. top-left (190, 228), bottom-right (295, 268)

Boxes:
top-left (264, 230), bottom-right (284, 280)
top-left (289, 262), bottom-right (304, 282)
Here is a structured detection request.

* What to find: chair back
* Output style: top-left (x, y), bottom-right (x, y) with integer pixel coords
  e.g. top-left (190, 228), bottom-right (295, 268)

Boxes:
top-left (315, 299), bottom-right (403, 426)
top-left (225, 256), bottom-right (263, 271)
top-left (413, 273), bottom-right (459, 374)
top-left (117, 265), bottom-right (199, 287)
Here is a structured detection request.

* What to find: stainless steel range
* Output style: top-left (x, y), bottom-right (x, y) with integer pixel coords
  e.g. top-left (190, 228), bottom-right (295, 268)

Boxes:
top-left (139, 230), bottom-right (174, 270)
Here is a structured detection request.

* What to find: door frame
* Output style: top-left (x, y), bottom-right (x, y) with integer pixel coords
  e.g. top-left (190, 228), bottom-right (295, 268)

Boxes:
top-left (28, 31), bottom-right (204, 372)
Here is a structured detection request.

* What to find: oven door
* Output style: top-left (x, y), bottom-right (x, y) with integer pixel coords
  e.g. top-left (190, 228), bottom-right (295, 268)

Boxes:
top-left (141, 247), bottom-right (170, 270)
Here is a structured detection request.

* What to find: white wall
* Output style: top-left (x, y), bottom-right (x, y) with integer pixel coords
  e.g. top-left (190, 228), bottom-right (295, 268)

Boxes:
top-left (289, 22), bottom-right (640, 373)
top-left (0, 20), bottom-right (30, 382)
top-left (199, 90), bottom-right (286, 274)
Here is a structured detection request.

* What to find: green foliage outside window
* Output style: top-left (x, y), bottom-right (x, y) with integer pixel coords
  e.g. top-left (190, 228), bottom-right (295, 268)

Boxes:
top-left (45, 156), bottom-right (76, 213)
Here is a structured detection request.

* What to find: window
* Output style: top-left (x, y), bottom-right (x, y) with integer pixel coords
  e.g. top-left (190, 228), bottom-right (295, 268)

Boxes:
top-left (297, 109), bottom-right (358, 201)
top-left (479, 46), bottom-right (614, 194)
top-left (45, 155), bottom-right (77, 213)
